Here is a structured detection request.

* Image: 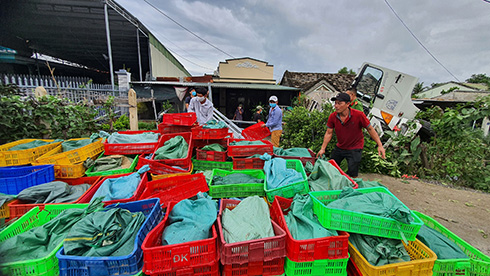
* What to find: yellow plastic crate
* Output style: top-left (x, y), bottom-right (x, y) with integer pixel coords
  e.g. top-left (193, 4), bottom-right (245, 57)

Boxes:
top-left (349, 239), bottom-right (437, 276)
top-left (35, 138), bottom-right (104, 165)
top-left (0, 200), bottom-right (12, 219)
top-left (53, 162), bottom-right (86, 179)
top-left (0, 139), bottom-right (62, 166)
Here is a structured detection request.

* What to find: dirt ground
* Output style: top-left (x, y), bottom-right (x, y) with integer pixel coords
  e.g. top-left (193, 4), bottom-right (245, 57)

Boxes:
top-left (358, 173), bottom-right (490, 257)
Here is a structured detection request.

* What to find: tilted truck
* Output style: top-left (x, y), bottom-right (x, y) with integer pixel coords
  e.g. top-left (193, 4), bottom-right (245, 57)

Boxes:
top-left (351, 62), bottom-right (432, 140)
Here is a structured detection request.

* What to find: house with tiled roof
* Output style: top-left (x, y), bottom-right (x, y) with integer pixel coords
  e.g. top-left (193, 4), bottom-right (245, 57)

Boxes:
top-left (280, 71), bottom-right (355, 109)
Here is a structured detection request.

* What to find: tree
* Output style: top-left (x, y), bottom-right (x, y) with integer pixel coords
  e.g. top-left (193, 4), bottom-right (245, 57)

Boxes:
top-left (412, 82), bottom-right (425, 95)
top-left (466, 73), bottom-right (490, 89)
top-left (338, 67), bottom-right (356, 75)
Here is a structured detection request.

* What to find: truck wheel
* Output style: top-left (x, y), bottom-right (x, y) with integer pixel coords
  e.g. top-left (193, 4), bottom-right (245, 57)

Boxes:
top-left (417, 119), bottom-right (435, 141)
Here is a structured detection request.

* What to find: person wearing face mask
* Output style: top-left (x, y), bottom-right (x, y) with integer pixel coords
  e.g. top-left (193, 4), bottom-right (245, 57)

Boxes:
top-left (184, 88), bottom-right (196, 112)
top-left (262, 95), bottom-right (282, 147)
top-left (188, 87), bottom-right (214, 125)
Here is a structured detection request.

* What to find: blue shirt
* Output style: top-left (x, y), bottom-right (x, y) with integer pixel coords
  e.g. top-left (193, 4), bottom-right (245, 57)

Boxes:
top-left (266, 106), bottom-right (283, 131)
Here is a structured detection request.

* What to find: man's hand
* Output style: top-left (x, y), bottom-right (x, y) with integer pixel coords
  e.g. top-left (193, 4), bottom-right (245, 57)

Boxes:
top-left (261, 124), bottom-right (266, 128)
top-left (378, 145), bottom-right (386, 159)
top-left (316, 148), bottom-right (326, 158)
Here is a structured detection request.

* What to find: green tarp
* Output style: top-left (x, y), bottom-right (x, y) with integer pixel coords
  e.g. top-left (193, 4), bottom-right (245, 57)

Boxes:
top-left (201, 143), bottom-right (226, 152)
top-left (61, 139), bottom-right (92, 152)
top-left (327, 187), bottom-right (414, 224)
top-left (17, 181), bottom-right (90, 204)
top-left (263, 155), bottom-right (304, 190)
top-left (154, 136), bottom-right (188, 160)
top-left (229, 140), bottom-right (265, 146)
top-left (63, 207), bottom-right (145, 257)
top-left (162, 193), bottom-right (217, 245)
top-left (349, 233), bottom-right (411, 266)
top-left (0, 193), bottom-right (15, 208)
top-left (285, 194), bottom-right (337, 240)
top-left (100, 131), bottom-right (160, 144)
top-left (0, 199), bottom-right (103, 263)
top-left (202, 120), bottom-right (227, 129)
top-left (353, 178), bottom-right (385, 189)
top-left (91, 155), bottom-right (133, 172)
top-left (212, 173), bottom-right (263, 185)
top-left (416, 224), bottom-right (469, 260)
top-left (307, 159), bottom-right (354, 191)
top-left (273, 147), bottom-right (311, 157)
top-left (222, 196), bottom-right (274, 243)
top-left (8, 139), bottom-right (62, 151)
top-left (90, 165), bottom-right (149, 202)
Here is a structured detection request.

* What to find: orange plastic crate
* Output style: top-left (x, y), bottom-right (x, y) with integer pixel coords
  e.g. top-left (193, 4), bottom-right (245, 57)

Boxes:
top-left (161, 113), bottom-right (197, 126)
top-left (0, 139), bottom-right (62, 166)
top-left (104, 130), bottom-right (160, 155)
top-left (139, 173), bottom-right (208, 204)
top-left (8, 176), bottom-right (102, 218)
top-left (217, 199), bottom-right (286, 265)
top-left (158, 123), bottom-right (193, 134)
top-left (241, 122), bottom-right (271, 140)
top-left (142, 201), bottom-right (218, 274)
top-left (77, 172), bottom-right (148, 206)
top-left (222, 258), bottom-right (285, 276)
top-left (192, 127), bottom-right (229, 140)
top-left (151, 132), bottom-right (193, 168)
top-left (227, 139), bottom-right (273, 157)
top-left (271, 196), bottom-right (350, 262)
top-left (232, 157), bottom-right (265, 170)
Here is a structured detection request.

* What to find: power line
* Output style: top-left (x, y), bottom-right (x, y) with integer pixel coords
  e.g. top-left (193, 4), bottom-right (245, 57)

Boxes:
top-left (143, 0), bottom-right (235, 59)
top-left (483, 0), bottom-right (490, 3)
top-left (384, 0), bottom-right (461, 82)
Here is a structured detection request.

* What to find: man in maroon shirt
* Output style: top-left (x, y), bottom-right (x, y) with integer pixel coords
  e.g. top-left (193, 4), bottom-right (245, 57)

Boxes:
top-left (316, 92), bottom-right (386, 177)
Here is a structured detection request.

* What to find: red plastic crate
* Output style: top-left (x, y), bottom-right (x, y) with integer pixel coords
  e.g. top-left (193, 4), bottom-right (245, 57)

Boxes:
top-left (103, 130), bottom-right (160, 155)
top-left (158, 123), bottom-right (193, 134)
top-left (7, 176), bottom-right (102, 218)
top-left (217, 199), bottom-right (286, 265)
top-left (222, 258), bottom-right (285, 276)
top-left (162, 113), bottom-right (197, 126)
top-left (77, 172), bottom-right (148, 206)
top-left (241, 122), bottom-right (271, 140)
top-left (274, 148), bottom-right (317, 167)
top-left (327, 159), bottom-right (359, 189)
top-left (137, 154), bottom-right (191, 175)
top-left (139, 173), bottom-right (209, 203)
top-left (142, 201), bottom-right (219, 274)
top-left (347, 259), bottom-right (363, 276)
top-left (151, 132), bottom-right (193, 168)
top-left (192, 127), bottom-right (229, 140)
top-left (232, 157), bottom-right (265, 170)
top-left (196, 148), bottom-right (227, 162)
top-left (147, 260), bottom-right (219, 276)
top-left (270, 195), bottom-right (350, 262)
top-left (227, 139), bottom-right (273, 157)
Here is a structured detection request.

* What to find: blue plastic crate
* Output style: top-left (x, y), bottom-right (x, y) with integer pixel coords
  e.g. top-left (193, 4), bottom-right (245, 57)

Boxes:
top-left (56, 198), bottom-right (163, 276)
top-left (0, 164), bottom-right (55, 195)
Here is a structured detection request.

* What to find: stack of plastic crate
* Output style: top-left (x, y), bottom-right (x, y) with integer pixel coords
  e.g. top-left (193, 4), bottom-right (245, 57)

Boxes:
top-left (228, 138), bottom-right (273, 172)
top-left (309, 187), bottom-right (438, 276)
top-left (271, 196), bottom-right (350, 276)
top-left (217, 199), bottom-right (287, 276)
top-left (141, 201), bottom-right (220, 276)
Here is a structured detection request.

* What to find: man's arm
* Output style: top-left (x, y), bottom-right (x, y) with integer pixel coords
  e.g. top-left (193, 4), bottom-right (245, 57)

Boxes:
top-left (316, 127), bottom-right (334, 157)
top-left (265, 109), bottom-right (280, 128)
top-left (366, 125), bottom-right (386, 159)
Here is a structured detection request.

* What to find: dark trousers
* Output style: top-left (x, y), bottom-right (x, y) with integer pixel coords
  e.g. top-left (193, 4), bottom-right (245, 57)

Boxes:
top-left (330, 146), bottom-right (362, 178)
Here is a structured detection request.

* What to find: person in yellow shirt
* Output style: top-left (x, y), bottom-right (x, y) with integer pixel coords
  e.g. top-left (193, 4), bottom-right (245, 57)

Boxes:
top-left (346, 88), bottom-right (364, 113)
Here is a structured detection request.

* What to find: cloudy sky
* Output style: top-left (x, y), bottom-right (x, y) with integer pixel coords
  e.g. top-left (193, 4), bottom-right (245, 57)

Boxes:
top-left (116, 0), bottom-right (490, 86)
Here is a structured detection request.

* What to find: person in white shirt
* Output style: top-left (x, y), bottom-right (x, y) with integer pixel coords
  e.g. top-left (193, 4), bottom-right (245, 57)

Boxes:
top-left (188, 87), bottom-right (214, 125)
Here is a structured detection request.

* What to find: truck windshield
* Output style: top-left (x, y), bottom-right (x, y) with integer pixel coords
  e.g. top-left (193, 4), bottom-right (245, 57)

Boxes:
top-left (356, 66), bottom-right (383, 100)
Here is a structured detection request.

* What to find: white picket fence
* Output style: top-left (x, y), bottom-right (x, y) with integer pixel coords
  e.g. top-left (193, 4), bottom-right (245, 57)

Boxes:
top-left (1, 73), bottom-right (129, 118)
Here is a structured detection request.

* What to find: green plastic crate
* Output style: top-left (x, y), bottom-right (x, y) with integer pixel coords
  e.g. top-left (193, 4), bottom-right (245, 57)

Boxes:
top-left (192, 158), bottom-right (233, 171)
top-left (309, 186), bottom-right (423, 241)
top-left (0, 203), bottom-right (89, 276)
top-left (284, 255), bottom-right (349, 276)
top-left (264, 159), bottom-right (309, 202)
top-left (209, 169), bottom-right (265, 198)
top-left (85, 152), bottom-right (139, 176)
top-left (413, 211), bottom-right (490, 276)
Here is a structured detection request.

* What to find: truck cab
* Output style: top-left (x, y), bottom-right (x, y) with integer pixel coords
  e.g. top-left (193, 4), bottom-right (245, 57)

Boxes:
top-left (352, 62), bottom-right (421, 137)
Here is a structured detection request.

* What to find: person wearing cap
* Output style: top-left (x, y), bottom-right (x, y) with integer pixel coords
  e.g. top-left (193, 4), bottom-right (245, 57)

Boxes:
top-left (253, 105), bottom-right (263, 122)
top-left (316, 92), bottom-right (385, 177)
top-left (262, 95), bottom-right (282, 147)
top-left (346, 87), bottom-right (364, 113)
top-left (188, 87), bottom-right (214, 125)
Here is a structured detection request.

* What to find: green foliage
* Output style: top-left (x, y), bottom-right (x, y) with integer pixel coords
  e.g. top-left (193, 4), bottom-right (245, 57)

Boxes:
top-left (162, 100), bottom-right (174, 113)
top-left (0, 85), bottom-right (98, 143)
top-left (466, 73), bottom-right (490, 89)
top-left (138, 121), bottom-right (157, 130)
top-left (282, 104), bottom-right (335, 153)
top-left (360, 137), bottom-right (401, 177)
top-left (113, 114), bottom-right (130, 131)
top-left (338, 67), bottom-right (356, 75)
top-left (412, 82), bottom-right (425, 95)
